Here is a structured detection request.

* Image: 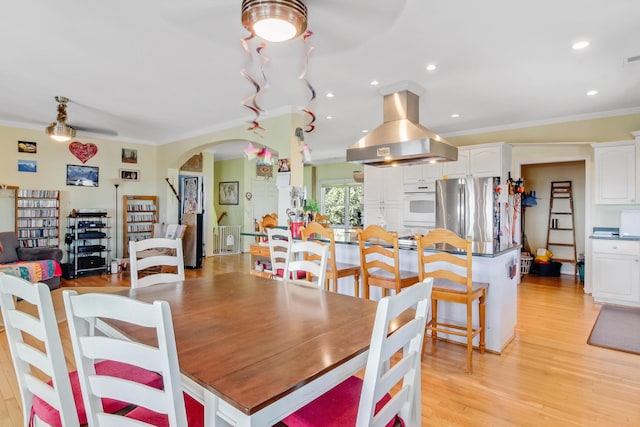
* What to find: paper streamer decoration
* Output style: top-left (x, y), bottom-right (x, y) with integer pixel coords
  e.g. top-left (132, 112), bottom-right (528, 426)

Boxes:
top-left (243, 143), bottom-right (272, 165)
top-left (301, 143), bottom-right (312, 163)
top-left (299, 30), bottom-right (316, 133)
top-left (240, 32), bottom-right (268, 137)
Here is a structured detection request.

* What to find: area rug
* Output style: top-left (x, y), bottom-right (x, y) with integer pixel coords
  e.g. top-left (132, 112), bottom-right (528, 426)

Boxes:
top-left (588, 305), bottom-right (640, 355)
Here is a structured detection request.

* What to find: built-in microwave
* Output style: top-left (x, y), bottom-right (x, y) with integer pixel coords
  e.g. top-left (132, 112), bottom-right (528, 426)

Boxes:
top-left (403, 192), bottom-right (436, 227)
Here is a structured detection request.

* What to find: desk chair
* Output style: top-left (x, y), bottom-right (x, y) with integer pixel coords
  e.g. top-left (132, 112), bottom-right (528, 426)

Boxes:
top-left (358, 225), bottom-right (419, 299)
top-left (416, 228), bottom-right (488, 373)
top-left (63, 291), bottom-right (204, 426)
top-left (283, 240), bottom-right (329, 288)
top-left (129, 237), bottom-right (185, 288)
top-left (267, 228), bottom-right (292, 280)
top-left (283, 278), bottom-right (433, 427)
top-left (301, 222), bottom-right (361, 296)
top-left (0, 273), bottom-right (162, 427)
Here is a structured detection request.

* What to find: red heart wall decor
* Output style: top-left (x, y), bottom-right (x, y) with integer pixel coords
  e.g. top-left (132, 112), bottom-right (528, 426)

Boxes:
top-left (69, 141), bottom-right (98, 164)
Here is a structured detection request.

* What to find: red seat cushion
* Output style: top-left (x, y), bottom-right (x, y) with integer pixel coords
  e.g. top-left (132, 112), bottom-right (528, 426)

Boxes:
top-left (282, 376), bottom-right (403, 427)
top-left (275, 268), bottom-right (307, 279)
top-left (31, 360), bottom-right (163, 427)
top-left (125, 392), bottom-right (204, 426)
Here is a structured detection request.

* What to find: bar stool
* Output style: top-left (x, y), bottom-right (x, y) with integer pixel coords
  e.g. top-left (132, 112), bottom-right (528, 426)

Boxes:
top-left (301, 221), bottom-right (361, 296)
top-left (357, 225), bottom-right (419, 299)
top-left (416, 228), bottom-right (487, 373)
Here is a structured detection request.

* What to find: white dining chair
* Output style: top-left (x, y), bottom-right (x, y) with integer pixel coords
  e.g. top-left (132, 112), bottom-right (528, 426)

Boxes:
top-left (283, 240), bottom-right (329, 288)
top-left (62, 290), bottom-right (204, 426)
top-left (0, 273), bottom-right (162, 427)
top-left (283, 278), bottom-right (433, 427)
top-left (129, 237), bottom-right (185, 288)
top-left (267, 228), bottom-right (292, 280)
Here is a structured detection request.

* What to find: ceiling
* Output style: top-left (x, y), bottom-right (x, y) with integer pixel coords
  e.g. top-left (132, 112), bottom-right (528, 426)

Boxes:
top-left (2, 0), bottom-right (639, 163)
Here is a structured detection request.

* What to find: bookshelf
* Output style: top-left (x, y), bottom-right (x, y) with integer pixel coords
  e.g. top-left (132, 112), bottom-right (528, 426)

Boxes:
top-left (16, 189), bottom-right (60, 248)
top-left (123, 195), bottom-right (158, 257)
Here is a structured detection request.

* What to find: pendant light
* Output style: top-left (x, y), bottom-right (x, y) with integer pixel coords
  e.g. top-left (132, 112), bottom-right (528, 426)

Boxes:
top-left (241, 0), bottom-right (308, 42)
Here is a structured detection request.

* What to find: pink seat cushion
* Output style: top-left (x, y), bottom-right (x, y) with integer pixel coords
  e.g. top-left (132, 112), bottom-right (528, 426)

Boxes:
top-left (282, 376), bottom-right (404, 427)
top-left (32, 360), bottom-right (163, 427)
top-left (275, 268), bottom-right (307, 279)
top-left (125, 392), bottom-right (204, 426)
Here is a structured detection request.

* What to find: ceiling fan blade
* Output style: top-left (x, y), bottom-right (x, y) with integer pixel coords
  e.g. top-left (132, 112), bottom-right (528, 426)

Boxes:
top-left (72, 124), bottom-right (119, 137)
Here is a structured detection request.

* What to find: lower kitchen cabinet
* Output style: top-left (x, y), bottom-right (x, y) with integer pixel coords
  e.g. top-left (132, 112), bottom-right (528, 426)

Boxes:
top-left (592, 239), bottom-right (640, 306)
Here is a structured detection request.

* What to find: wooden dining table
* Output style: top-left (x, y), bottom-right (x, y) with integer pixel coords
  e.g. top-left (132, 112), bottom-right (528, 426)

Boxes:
top-left (100, 272), bottom-right (381, 426)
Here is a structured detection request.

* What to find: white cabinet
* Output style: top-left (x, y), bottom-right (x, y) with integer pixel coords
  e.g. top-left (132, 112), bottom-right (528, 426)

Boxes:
top-left (592, 141), bottom-right (636, 204)
top-left (443, 142), bottom-right (512, 181)
top-left (592, 239), bottom-right (640, 306)
top-left (403, 163), bottom-right (442, 190)
top-left (363, 165), bottom-right (403, 230)
top-left (442, 149), bottom-right (469, 178)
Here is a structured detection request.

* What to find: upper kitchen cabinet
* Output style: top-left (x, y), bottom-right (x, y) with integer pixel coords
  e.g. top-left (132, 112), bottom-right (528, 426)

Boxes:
top-left (403, 163), bottom-right (442, 191)
top-left (363, 165), bottom-right (403, 230)
top-left (593, 140), bottom-right (636, 204)
top-left (363, 165), bottom-right (403, 204)
top-left (443, 142), bottom-right (512, 182)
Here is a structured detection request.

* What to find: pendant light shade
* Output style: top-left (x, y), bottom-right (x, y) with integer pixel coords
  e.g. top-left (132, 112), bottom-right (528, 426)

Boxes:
top-left (46, 121), bottom-right (76, 142)
top-left (242, 0), bottom-right (308, 42)
top-left (46, 96), bottom-right (76, 142)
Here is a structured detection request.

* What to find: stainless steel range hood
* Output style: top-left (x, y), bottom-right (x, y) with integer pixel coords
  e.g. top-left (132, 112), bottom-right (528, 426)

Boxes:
top-left (346, 82), bottom-right (458, 167)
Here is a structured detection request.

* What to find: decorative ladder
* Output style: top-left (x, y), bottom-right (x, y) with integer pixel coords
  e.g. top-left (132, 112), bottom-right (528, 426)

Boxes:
top-left (545, 181), bottom-right (578, 275)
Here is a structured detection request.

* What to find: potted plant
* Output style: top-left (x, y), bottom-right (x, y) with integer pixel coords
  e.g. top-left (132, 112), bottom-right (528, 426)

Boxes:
top-left (305, 199), bottom-right (320, 221)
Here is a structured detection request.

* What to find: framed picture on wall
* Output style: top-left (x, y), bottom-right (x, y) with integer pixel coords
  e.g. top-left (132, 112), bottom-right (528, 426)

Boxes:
top-left (120, 169), bottom-right (140, 181)
top-left (66, 165), bottom-right (99, 187)
top-left (122, 148), bottom-right (138, 164)
top-left (219, 181), bottom-right (239, 205)
top-left (180, 175), bottom-right (202, 214)
top-left (256, 163), bottom-right (273, 178)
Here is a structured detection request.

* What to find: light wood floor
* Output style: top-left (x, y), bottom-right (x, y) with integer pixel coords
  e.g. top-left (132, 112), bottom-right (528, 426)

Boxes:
top-left (1, 254), bottom-right (639, 426)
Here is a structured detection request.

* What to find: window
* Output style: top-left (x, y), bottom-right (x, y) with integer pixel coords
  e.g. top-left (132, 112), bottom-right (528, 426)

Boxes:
top-left (321, 183), bottom-right (363, 228)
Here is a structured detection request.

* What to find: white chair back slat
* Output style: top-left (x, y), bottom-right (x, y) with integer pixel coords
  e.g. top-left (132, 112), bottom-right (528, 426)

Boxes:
top-left (284, 240), bottom-right (329, 288)
top-left (6, 310), bottom-right (46, 342)
top-left (14, 342), bottom-right (53, 377)
top-left (79, 336), bottom-right (164, 372)
top-left (129, 237), bottom-right (185, 288)
top-left (267, 228), bottom-right (292, 280)
top-left (356, 278), bottom-right (433, 427)
top-left (0, 273), bottom-right (81, 427)
top-left (88, 376), bottom-right (167, 412)
top-left (63, 291), bottom-right (189, 427)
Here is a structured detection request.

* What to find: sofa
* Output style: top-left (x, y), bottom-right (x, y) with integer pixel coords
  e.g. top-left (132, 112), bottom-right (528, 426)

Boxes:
top-left (0, 232), bottom-right (63, 290)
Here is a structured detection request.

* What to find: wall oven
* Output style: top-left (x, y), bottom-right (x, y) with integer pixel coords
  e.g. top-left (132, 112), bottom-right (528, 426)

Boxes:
top-left (403, 191), bottom-right (436, 227)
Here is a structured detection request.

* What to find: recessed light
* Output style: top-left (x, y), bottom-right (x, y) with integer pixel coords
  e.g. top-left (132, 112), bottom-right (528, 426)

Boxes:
top-left (586, 90), bottom-right (599, 96)
top-left (572, 40), bottom-right (590, 50)
top-left (370, 80), bottom-right (379, 86)
top-left (326, 116), bottom-right (333, 120)
top-left (451, 113), bottom-right (460, 118)
top-left (426, 64), bottom-right (437, 71)
top-left (361, 130), bottom-right (368, 133)
top-left (326, 92), bottom-right (335, 98)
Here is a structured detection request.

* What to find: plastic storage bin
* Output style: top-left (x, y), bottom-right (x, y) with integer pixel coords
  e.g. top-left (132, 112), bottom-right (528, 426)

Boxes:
top-left (521, 255), bottom-right (533, 275)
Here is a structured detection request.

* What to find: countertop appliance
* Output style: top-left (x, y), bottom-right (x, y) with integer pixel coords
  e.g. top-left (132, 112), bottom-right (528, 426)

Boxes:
top-left (436, 176), bottom-right (509, 254)
top-left (620, 210), bottom-right (640, 237)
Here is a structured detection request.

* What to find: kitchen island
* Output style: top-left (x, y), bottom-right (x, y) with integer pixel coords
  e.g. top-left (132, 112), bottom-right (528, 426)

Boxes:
top-left (242, 230), bottom-right (521, 353)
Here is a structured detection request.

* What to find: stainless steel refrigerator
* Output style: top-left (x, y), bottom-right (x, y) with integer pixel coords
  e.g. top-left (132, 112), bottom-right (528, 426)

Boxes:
top-left (436, 176), bottom-right (506, 254)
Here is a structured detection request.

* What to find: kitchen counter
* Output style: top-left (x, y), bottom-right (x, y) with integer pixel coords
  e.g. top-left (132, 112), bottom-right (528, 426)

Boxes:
top-left (242, 230), bottom-right (521, 258)
top-left (242, 229), bottom-right (521, 353)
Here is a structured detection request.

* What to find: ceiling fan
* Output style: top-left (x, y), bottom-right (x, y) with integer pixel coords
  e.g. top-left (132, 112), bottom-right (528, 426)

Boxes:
top-left (161, 0), bottom-right (408, 54)
top-left (45, 96), bottom-right (118, 142)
